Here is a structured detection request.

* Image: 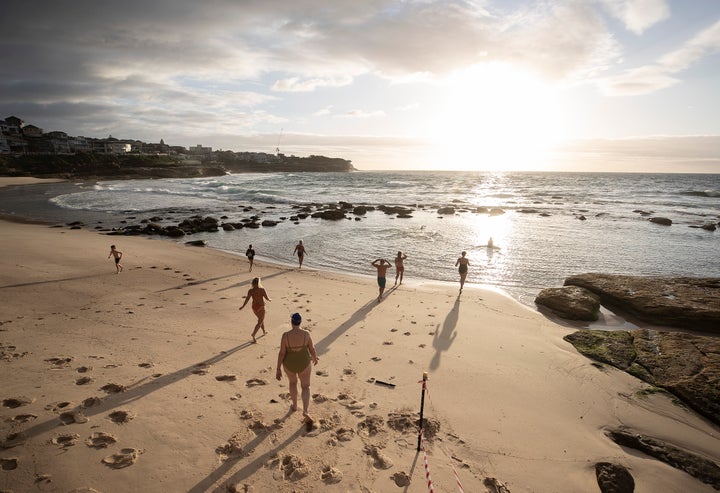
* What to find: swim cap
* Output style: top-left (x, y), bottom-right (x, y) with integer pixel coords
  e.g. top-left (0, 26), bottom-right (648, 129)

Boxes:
top-left (291, 313), bottom-right (302, 325)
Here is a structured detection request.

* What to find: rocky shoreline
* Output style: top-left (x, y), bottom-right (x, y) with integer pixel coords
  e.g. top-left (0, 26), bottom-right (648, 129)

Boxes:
top-left (536, 274), bottom-right (720, 490)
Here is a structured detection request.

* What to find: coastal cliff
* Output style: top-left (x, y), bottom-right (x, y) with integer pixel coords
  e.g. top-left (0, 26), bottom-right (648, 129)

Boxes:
top-left (0, 152), bottom-right (354, 180)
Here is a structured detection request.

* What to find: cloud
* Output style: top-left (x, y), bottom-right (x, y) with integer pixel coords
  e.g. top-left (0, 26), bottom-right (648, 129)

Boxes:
top-left (272, 76), bottom-right (353, 92)
top-left (600, 18), bottom-right (720, 95)
top-left (338, 109), bottom-right (387, 119)
top-left (0, 0), bottom-right (713, 163)
top-left (313, 106), bottom-right (333, 116)
top-left (601, 0), bottom-right (670, 35)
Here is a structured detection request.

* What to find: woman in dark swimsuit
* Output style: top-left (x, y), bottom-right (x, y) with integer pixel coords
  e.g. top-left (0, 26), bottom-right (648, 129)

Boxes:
top-left (455, 251), bottom-right (470, 292)
top-left (276, 312), bottom-right (318, 424)
top-left (293, 240), bottom-right (307, 269)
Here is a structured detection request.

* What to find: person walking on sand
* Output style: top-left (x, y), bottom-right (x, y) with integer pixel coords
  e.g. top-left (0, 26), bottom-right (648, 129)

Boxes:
top-left (276, 312), bottom-right (318, 425)
top-left (245, 244), bottom-right (255, 272)
top-left (394, 251), bottom-right (407, 285)
top-left (239, 277), bottom-right (271, 342)
top-left (455, 251), bottom-right (470, 292)
top-left (372, 258), bottom-right (392, 301)
top-left (293, 240), bottom-right (307, 269)
top-left (108, 245), bottom-right (123, 273)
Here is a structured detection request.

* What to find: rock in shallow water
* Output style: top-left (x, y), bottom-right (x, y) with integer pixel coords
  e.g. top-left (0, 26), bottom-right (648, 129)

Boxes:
top-left (564, 274), bottom-right (720, 333)
top-left (535, 285), bottom-right (601, 321)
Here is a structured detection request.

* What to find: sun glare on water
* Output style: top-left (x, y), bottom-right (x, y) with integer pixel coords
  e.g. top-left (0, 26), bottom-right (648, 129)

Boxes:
top-left (428, 63), bottom-right (567, 172)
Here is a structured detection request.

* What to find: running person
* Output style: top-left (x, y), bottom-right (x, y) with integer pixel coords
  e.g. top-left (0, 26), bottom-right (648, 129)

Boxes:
top-left (455, 251), bottom-right (470, 292)
top-left (239, 277), bottom-right (271, 342)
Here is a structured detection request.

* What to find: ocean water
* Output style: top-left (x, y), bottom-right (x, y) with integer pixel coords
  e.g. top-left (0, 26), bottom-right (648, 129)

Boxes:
top-left (3, 171), bottom-right (719, 306)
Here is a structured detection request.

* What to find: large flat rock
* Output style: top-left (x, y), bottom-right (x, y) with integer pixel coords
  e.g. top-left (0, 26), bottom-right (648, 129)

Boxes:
top-left (564, 274), bottom-right (720, 333)
top-left (564, 329), bottom-right (720, 426)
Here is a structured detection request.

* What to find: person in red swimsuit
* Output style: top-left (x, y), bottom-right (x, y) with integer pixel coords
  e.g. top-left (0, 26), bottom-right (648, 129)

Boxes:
top-left (239, 277), bottom-right (271, 342)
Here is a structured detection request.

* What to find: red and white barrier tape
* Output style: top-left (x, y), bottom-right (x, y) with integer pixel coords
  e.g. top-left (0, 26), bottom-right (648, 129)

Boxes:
top-left (418, 377), bottom-right (466, 493)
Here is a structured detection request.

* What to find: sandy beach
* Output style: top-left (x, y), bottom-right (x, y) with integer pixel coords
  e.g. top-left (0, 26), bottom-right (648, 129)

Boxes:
top-left (1, 182), bottom-right (719, 492)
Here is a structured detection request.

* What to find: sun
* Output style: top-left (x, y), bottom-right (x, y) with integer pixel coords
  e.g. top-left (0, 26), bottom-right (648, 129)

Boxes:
top-left (427, 63), bottom-right (567, 171)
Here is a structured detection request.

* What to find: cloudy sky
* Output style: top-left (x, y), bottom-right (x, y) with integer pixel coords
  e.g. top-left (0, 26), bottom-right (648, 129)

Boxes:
top-left (2, 0), bottom-right (719, 172)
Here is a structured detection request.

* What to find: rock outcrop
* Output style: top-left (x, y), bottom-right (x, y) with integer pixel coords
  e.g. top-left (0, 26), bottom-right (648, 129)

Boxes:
top-left (564, 329), bottom-right (720, 425)
top-left (564, 274), bottom-right (720, 333)
top-left (535, 286), bottom-right (601, 321)
top-left (604, 428), bottom-right (720, 490)
top-left (595, 462), bottom-right (635, 493)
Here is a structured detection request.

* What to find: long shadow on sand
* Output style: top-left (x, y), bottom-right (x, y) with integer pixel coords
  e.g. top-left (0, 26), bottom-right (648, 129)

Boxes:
top-left (187, 411), bottom-right (305, 493)
top-left (0, 272), bottom-right (109, 289)
top-left (156, 269), bottom-right (287, 293)
top-left (429, 295), bottom-right (460, 370)
top-left (2, 341), bottom-right (256, 447)
top-left (215, 270), bottom-right (288, 293)
top-left (314, 285), bottom-right (398, 356)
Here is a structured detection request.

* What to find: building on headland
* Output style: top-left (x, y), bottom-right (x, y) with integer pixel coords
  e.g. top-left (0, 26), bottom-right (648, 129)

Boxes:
top-left (0, 115), bottom-right (354, 172)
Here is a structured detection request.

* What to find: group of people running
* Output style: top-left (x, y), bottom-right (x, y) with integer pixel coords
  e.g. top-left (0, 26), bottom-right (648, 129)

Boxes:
top-left (238, 241), bottom-right (472, 426)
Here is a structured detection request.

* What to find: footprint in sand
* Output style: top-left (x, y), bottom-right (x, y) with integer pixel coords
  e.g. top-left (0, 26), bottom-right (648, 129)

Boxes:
top-left (2, 396), bottom-right (34, 408)
top-left (108, 410), bottom-right (135, 424)
top-left (215, 434), bottom-right (246, 460)
top-left (226, 483), bottom-right (254, 493)
top-left (76, 366), bottom-right (92, 373)
top-left (0, 457), bottom-right (18, 470)
top-left (371, 356), bottom-right (382, 362)
top-left (102, 448), bottom-right (143, 469)
top-left (357, 415), bottom-right (385, 437)
top-left (85, 432), bottom-right (117, 449)
top-left (271, 454), bottom-right (310, 481)
top-left (46, 401), bottom-right (73, 412)
top-left (245, 378), bottom-right (267, 387)
top-left (81, 397), bottom-right (102, 408)
top-left (76, 376), bottom-right (93, 385)
top-left (216, 374), bottom-right (237, 382)
top-left (45, 357), bottom-right (73, 368)
top-left (365, 445), bottom-right (394, 469)
top-left (59, 411), bottom-right (89, 425)
top-left (100, 383), bottom-right (126, 394)
top-left (11, 413), bottom-right (37, 423)
top-left (50, 433), bottom-right (80, 447)
top-left (392, 471), bottom-right (411, 487)
top-left (138, 362), bottom-right (153, 368)
top-left (321, 465), bottom-right (343, 484)
top-left (334, 427), bottom-right (356, 442)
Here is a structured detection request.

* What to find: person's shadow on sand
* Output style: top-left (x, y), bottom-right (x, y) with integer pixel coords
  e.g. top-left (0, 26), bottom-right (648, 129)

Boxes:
top-left (314, 287), bottom-right (397, 356)
top-left (187, 409), bottom-right (304, 493)
top-left (4, 342), bottom-right (256, 447)
top-left (429, 295), bottom-right (460, 370)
